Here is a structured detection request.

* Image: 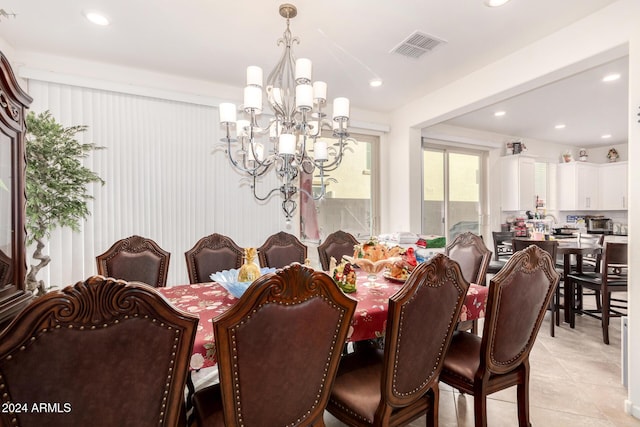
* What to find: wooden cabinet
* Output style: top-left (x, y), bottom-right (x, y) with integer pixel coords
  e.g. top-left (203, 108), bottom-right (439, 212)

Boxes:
top-left (556, 162), bottom-right (599, 210)
top-left (500, 155), bottom-right (535, 211)
top-left (0, 51), bottom-right (33, 328)
top-left (599, 162), bottom-right (627, 210)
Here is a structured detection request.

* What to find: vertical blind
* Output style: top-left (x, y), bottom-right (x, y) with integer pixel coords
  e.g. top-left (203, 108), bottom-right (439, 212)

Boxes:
top-left (27, 80), bottom-right (285, 288)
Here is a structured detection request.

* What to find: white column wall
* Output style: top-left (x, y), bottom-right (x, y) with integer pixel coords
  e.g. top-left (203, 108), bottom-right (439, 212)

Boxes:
top-left (626, 20), bottom-right (640, 418)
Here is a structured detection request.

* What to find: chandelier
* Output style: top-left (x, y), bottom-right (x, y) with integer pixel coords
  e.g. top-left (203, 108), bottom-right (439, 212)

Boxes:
top-left (217, 3), bottom-right (353, 222)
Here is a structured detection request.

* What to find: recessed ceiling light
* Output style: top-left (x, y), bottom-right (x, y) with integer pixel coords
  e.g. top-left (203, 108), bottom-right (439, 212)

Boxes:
top-left (369, 78), bottom-right (383, 88)
top-left (85, 11), bottom-right (110, 26)
top-left (494, 111), bottom-right (506, 117)
top-left (484, 0), bottom-right (512, 7)
top-left (555, 124), bottom-right (566, 129)
top-left (601, 134), bottom-right (612, 139)
top-left (602, 73), bottom-right (621, 82)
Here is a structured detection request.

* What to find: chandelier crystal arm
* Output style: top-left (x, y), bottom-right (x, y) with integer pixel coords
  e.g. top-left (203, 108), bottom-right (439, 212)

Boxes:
top-left (222, 124), bottom-right (273, 177)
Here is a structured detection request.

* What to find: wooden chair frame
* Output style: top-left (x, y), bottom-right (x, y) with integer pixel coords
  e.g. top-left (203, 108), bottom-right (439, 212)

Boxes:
top-left (96, 235), bottom-right (171, 288)
top-left (0, 276), bottom-right (197, 427)
top-left (257, 231), bottom-right (307, 268)
top-left (568, 241), bottom-right (627, 344)
top-left (193, 264), bottom-right (356, 426)
top-left (317, 230), bottom-right (359, 271)
top-left (326, 254), bottom-right (469, 426)
top-left (440, 246), bottom-right (559, 427)
top-left (445, 232), bottom-right (492, 286)
top-left (512, 238), bottom-right (559, 337)
top-left (184, 233), bottom-right (244, 283)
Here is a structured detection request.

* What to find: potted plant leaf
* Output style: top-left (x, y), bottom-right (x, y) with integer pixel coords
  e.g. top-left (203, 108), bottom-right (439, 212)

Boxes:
top-left (25, 111), bottom-right (105, 295)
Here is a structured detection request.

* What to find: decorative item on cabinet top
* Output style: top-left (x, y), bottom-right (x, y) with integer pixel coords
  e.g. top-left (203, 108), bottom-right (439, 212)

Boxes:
top-left (506, 139), bottom-right (526, 155)
top-left (579, 148), bottom-right (588, 162)
top-left (607, 148), bottom-right (619, 162)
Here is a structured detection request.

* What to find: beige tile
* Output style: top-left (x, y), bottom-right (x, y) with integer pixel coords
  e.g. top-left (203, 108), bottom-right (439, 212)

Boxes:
top-left (324, 314), bottom-right (638, 427)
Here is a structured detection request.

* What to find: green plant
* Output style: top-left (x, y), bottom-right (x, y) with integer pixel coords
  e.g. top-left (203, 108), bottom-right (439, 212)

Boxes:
top-left (25, 111), bottom-right (105, 295)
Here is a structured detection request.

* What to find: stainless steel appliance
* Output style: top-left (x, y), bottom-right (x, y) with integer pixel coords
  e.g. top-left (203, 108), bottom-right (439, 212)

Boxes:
top-left (587, 217), bottom-right (612, 233)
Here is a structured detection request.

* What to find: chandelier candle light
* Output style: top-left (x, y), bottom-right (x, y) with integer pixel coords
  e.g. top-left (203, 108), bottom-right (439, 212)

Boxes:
top-left (218, 3), bottom-right (354, 221)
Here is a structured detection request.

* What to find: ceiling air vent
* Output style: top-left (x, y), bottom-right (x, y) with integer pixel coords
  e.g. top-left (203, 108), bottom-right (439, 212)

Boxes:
top-left (391, 31), bottom-right (446, 59)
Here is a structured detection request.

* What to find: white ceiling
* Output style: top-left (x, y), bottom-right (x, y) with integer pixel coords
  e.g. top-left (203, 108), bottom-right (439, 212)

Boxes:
top-left (444, 56), bottom-right (629, 147)
top-left (0, 0), bottom-right (626, 146)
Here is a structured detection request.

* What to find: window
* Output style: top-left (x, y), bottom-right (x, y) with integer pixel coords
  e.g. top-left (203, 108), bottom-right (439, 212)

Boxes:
top-left (300, 132), bottom-right (379, 241)
top-left (422, 144), bottom-right (485, 242)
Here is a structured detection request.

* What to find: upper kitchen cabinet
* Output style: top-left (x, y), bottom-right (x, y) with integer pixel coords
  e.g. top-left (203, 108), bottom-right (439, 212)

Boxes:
top-left (501, 155), bottom-right (535, 211)
top-left (557, 162), bottom-right (599, 210)
top-left (599, 161), bottom-right (628, 210)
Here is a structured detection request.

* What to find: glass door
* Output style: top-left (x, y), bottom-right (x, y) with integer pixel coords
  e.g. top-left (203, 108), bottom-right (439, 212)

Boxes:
top-left (300, 132), bottom-right (379, 241)
top-left (422, 146), bottom-right (482, 242)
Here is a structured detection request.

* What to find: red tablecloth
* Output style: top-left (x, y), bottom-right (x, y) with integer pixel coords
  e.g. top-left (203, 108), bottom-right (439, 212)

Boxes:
top-left (159, 271), bottom-right (488, 370)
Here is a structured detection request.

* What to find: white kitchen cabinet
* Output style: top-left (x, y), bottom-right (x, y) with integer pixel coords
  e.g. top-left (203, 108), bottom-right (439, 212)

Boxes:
top-left (501, 155), bottom-right (535, 211)
top-left (546, 162), bottom-right (558, 211)
top-left (556, 162), bottom-right (599, 210)
top-left (599, 161), bottom-right (627, 210)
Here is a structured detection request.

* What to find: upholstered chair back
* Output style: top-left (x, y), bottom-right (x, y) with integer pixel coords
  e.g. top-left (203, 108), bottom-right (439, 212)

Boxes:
top-left (325, 253), bottom-right (469, 426)
top-left (96, 235), bottom-right (170, 287)
top-left (317, 230), bottom-right (359, 271)
top-left (185, 233), bottom-right (244, 283)
top-left (512, 238), bottom-right (558, 263)
top-left (257, 231), bottom-right (307, 268)
top-left (382, 253), bottom-right (469, 406)
top-left (481, 245), bottom-right (559, 374)
top-left (213, 263), bottom-right (356, 426)
top-left (0, 276), bottom-right (197, 427)
top-left (445, 232), bottom-right (492, 286)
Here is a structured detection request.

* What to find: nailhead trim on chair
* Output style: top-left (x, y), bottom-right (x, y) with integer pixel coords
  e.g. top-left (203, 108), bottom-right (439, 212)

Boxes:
top-left (487, 254), bottom-right (556, 367)
top-left (392, 276), bottom-right (463, 397)
top-left (329, 399), bottom-right (372, 423)
top-left (0, 315), bottom-right (182, 427)
top-left (229, 293), bottom-right (345, 426)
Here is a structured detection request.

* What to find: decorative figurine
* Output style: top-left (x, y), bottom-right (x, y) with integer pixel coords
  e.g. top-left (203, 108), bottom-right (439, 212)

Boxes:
top-left (579, 148), bottom-right (588, 161)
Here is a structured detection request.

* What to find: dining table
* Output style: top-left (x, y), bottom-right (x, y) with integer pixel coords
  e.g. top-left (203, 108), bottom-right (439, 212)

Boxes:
top-left (159, 268), bottom-right (488, 424)
top-left (158, 269), bottom-right (489, 371)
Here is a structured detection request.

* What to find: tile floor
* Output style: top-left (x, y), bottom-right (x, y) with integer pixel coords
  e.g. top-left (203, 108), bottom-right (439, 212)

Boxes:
top-left (324, 309), bottom-right (639, 426)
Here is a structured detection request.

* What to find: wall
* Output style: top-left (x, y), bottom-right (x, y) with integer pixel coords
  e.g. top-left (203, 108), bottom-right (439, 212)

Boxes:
top-left (625, 15), bottom-right (640, 419)
top-left (0, 46), bottom-right (390, 286)
top-left (385, 0), bottom-right (640, 418)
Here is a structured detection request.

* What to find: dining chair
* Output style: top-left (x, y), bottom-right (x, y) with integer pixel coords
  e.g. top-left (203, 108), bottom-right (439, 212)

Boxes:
top-left (257, 231), bottom-right (307, 268)
top-left (440, 245), bottom-right (559, 427)
top-left (0, 275), bottom-right (198, 427)
top-left (317, 230), bottom-right (359, 271)
top-left (567, 241), bottom-right (627, 344)
top-left (512, 238), bottom-right (560, 337)
top-left (445, 232), bottom-right (492, 287)
top-left (184, 233), bottom-right (244, 283)
top-left (96, 235), bottom-right (171, 287)
top-left (192, 263), bottom-right (356, 426)
top-left (486, 230), bottom-right (514, 274)
top-left (557, 233), bottom-right (605, 319)
top-left (325, 254), bottom-right (469, 426)
top-left (445, 232), bottom-right (491, 333)
top-left (578, 233), bottom-right (606, 272)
